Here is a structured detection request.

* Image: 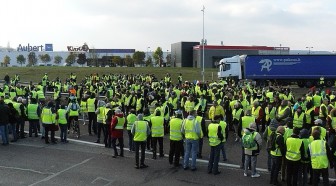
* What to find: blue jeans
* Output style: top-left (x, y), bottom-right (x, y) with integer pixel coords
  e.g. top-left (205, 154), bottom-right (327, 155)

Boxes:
top-left (59, 125), bottom-right (68, 142)
top-left (244, 155), bottom-right (257, 175)
top-left (0, 124), bottom-right (9, 144)
top-left (9, 123), bottom-right (17, 141)
top-left (184, 139), bottom-right (199, 169)
top-left (208, 143), bottom-right (222, 173)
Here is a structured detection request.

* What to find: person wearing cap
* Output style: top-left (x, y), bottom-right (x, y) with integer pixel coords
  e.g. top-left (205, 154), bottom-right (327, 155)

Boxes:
top-left (110, 108), bottom-right (125, 158)
top-left (95, 100), bottom-right (106, 143)
top-left (132, 114), bottom-right (150, 169)
top-left (285, 127), bottom-right (305, 186)
top-left (150, 110), bottom-right (165, 159)
top-left (207, 115), bottom-right (224, 175)
top-left (168, 110), bottom-right (184, 167)
top-left (182, 110), bottom-right (202, 171)
top-left (243, 122), bottom-right (262, 178)
top-left (127, 109), bottom-right (137, 151)
top-left (308, 130), bottom-right (333, 186)
top-left (270, 126), bottom-right (286, 185)
top-left (310, 119), bottom-right (327, 141)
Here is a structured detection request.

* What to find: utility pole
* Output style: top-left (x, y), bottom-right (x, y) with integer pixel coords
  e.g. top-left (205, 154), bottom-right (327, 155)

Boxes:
top-left (201, 5), bottom-right (205, 82)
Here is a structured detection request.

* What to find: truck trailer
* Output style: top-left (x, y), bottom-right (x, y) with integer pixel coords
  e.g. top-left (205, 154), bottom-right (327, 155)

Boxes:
top-left (218, 54), bottom-right (336, 87)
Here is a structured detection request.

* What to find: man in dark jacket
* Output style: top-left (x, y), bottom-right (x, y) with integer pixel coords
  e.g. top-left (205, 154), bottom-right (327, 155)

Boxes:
top-left (0, 99), bottom-right (10, 145)
top-left (270, 126), bottom-right (286, 185)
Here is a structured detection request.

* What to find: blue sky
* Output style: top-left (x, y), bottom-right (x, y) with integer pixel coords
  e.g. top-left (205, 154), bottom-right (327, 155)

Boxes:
top-left (0, 0), bottom-right (335, 52)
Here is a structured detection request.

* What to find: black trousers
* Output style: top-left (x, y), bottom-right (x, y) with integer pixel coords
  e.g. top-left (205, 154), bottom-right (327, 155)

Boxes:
top-left (88, 112), bottom-right (97, 134)
top-left (44, 124), bottom-right (55, 143)
top-left (286, 159), bottom-right (300, 186)
top-left (270, 156), bottom-right (282, 185)
top-left (152, 137), bottom-right (163, 158)
top-left (169, 140), bottom-right (183, 166)
top-left (312, 168), bottom-right (329, 186)
top-left (96, 122), bottom-right (104, 140)
top-left (112, 137), bottom-right (124, 156)
top-left (103, 125), bottom-right (109, 147)
top-left (135, 141), bottom-right (146, 166)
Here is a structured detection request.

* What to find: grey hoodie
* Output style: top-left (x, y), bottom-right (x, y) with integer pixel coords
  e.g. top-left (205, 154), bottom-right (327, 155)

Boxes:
top-left (181, 115), bottom-right (201, 139)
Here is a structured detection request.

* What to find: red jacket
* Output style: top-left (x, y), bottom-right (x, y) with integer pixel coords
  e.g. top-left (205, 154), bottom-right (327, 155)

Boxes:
top-left (110, 113), bottom-right (125, 138)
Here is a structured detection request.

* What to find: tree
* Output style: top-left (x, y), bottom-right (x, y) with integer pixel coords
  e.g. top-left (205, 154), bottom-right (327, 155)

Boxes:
top-left (124, 55), bottom-right (134, 67)
top-left (77, 53), bottom-right (87, 66)
top-left (153, 47), bottom-right (163, 67)
top-left (39, 53), bottom-right (51, 64)
top-left (54, 55), bottom-right (63, 65)
top-left (66, 53), bottom-right (77, 65)
top-left (16, 55), bottom-right (26, 67)
top-left (3, 55), bottom-right (10, 67)
top-left (112, 56), bottom-right (122, 66)
top-left (166, 53), bottom-right (172, 67)
top-left (145, 56), bottom-right (153, 67)
top-left (28, 52), bottom-right (38, 66)
top-left (132, 51), bottom-right (145, 66)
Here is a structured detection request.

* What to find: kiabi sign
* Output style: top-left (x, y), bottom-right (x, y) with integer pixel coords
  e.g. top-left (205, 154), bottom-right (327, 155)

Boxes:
top-left (67, 43), bottom-right (89, 52)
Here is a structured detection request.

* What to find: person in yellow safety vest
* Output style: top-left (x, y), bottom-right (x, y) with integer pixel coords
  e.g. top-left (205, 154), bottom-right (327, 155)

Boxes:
top-left (57, 105), bottom-right (68, 143)
top-left (293, 107), bottom-right (306, 130)
top-left (87, 93), bottom-right (97, 135)
top-left (207, 115), bottom-right (224, 175)
top-left (265, 101), bottom-right (276, 126)
top-left (266, 87), bottom-right (275, 104)
top-left (297, 129), bottom-right (311, 186)
top-left (131, 114), bottom-right (150, 169)
top-left (168, 92), bottom-right (179, 115)
top-left (136, 94), bottom-right (145, 114)
top-left (243, 122), bottom-right (262, 178)
top-left (195, 109), bottom-right (207, 159)
top-left (67, 97), bottom-right (80, 128)
top-left (312, 91), bottom-right (322, 108)
top-left (111, 109), bottom-right (125, 158)
top-left (14, 97), bottom-right (27, 139)
top-left (304, 101), bottom-right (315, 130)
top-left (308, 130), bottom-right (333, 186)
top-left (232, 102), bottom-right (244, 142)
top-left (80, 97), bottom-right (88, 126)
top-left (53, 87), bottom-right (61, 110)
top-left (263, 119), bottom-right (279, 172)
top-left (94, 100), bottom-right (106, 143)
top-left (184, 96), bottom-right (195, 117)
top-left (41, 101), bottom-right (57, 144)
top-left (251, 101), bottom-right (264, 132)
top-left (269, 126), bottom-right (286, 185)
top-left (218, 115), bottom-right (228, 162)
top-left (27, 98), bottom-right (41, 138)
top-left (208, 100), bottom-right (225, 121)
top-left (285, 127), bottom-right (305, 186)
top-left (168, 110), bottom-right (184, 167)
top-left (309, 119), bottom-right (327, 142)
top-left (276, 100), bottom-right (291, 125)
top-left (103, 103), bottom-right (114, 148)
top-left (36, 87), bottom-right (45, 105)
top-left (150, 110), bottom-right (165, 159)
top-left (127, 109), bottom-right (137, 151)
top-left (318, 98), bottom-right (328, 127)
top-left (181, 110), bottom-right (202, 171)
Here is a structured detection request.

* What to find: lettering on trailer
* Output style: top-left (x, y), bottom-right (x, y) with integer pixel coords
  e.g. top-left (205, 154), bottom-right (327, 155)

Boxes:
top-left (259, 58), bottom-right (301, 72)
top-left (67, 43), bottom-right (89, 52)
top-left (17, 44), bottom-right (44, 52)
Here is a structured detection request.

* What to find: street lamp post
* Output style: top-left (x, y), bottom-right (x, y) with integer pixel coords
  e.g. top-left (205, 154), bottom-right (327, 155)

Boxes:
top-left (146, 47), bottom-right (150, 67)
top-left (279, 44), bottom-right (282, 55)
top-left (201, 5), bottom-right (205, 82)
top-left (306, 46), bottom-right (313, 54)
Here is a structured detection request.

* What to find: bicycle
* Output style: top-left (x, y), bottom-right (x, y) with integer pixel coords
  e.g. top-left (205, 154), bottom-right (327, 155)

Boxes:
top-left (70, 118), bottom-right (80, 139)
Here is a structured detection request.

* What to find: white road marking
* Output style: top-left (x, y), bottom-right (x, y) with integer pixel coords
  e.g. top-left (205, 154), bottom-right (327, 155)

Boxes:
top-left (91, 177), bottom-right (115, 186)
top-left (0, 165), bottom-right (53, 175)
top-left (28, 158), bottom-right (92, 186)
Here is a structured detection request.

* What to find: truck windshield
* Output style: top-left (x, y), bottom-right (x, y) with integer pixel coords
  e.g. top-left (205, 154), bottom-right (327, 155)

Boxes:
top-left (220, 63), bottom-right (230, 71)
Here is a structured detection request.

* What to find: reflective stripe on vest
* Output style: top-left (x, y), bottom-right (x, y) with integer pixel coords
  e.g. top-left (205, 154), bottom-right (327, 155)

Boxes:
top-left (127, 114), bottom-right (137, 130)
top-left (305, 108), bottom-right (314, 125)
top-left (27, 104), bottom-right (39, 120)
top-left (151, 116), bottom-right (164, 137)
top-left (270, 134), bottom-right (283, 157)
top-left (57, 109), bottom-right (67, 124)
top-left (293, 112), bottom-right (304, 128)
top-left (133, 121), bottom-right (148, 141)
top-left (87, 98), bottom-right (96, 112)
top-left (309, 140), bottom-right (329, 169)
top-left (42, 108), bottom-right (53, 124)
top-left (184, 119), bottom-right (199, 140)
top-left (286, 137), bottom-right (302, 161)
top-left (208, 123), bottom-right (221, 146)
top-left (115, 116), bottom-right (125, 129)
top-left (169, 118), bottom-right (183, 141)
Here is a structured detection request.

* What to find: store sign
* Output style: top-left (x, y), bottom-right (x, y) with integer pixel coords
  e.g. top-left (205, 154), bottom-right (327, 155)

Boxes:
top-left (17, 43), bottom-right (44, 52)
top-left (67, 43), bottom-right (89, 52)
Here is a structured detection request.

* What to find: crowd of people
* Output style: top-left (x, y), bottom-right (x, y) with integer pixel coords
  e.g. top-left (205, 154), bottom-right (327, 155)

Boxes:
top-left (1, 72), bottom-right (336, 185)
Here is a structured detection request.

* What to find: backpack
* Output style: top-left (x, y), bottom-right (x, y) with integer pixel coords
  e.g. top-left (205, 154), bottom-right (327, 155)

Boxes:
top-left (266, 131), bottom-right (277, 151)
top-left (70, 103), bottom-right (78, 111)
top-left (242, 131), bottom-right (256, 149)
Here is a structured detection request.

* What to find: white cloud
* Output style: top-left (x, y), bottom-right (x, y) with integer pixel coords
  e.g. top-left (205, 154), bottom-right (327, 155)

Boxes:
top-left (0, 0), bottom-right (335, 52)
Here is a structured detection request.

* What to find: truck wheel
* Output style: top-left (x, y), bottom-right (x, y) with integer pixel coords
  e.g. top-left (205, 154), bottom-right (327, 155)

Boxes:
top-left (326, 80), bottom-right (334, 87)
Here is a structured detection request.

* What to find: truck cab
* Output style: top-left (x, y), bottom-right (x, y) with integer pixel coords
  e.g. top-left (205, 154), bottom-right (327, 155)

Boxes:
top-left (218, 55), bottom-right (245, 80)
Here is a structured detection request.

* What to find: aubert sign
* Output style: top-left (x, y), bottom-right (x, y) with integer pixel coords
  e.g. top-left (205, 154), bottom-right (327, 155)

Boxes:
top-left (17, 43), bottom-right (44, 52)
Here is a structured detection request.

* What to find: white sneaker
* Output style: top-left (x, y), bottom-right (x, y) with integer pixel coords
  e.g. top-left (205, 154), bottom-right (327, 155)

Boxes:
top-left (243, 173), bottom-right (248, 177)
top-left (251, 173), bottom-right (260, 178)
